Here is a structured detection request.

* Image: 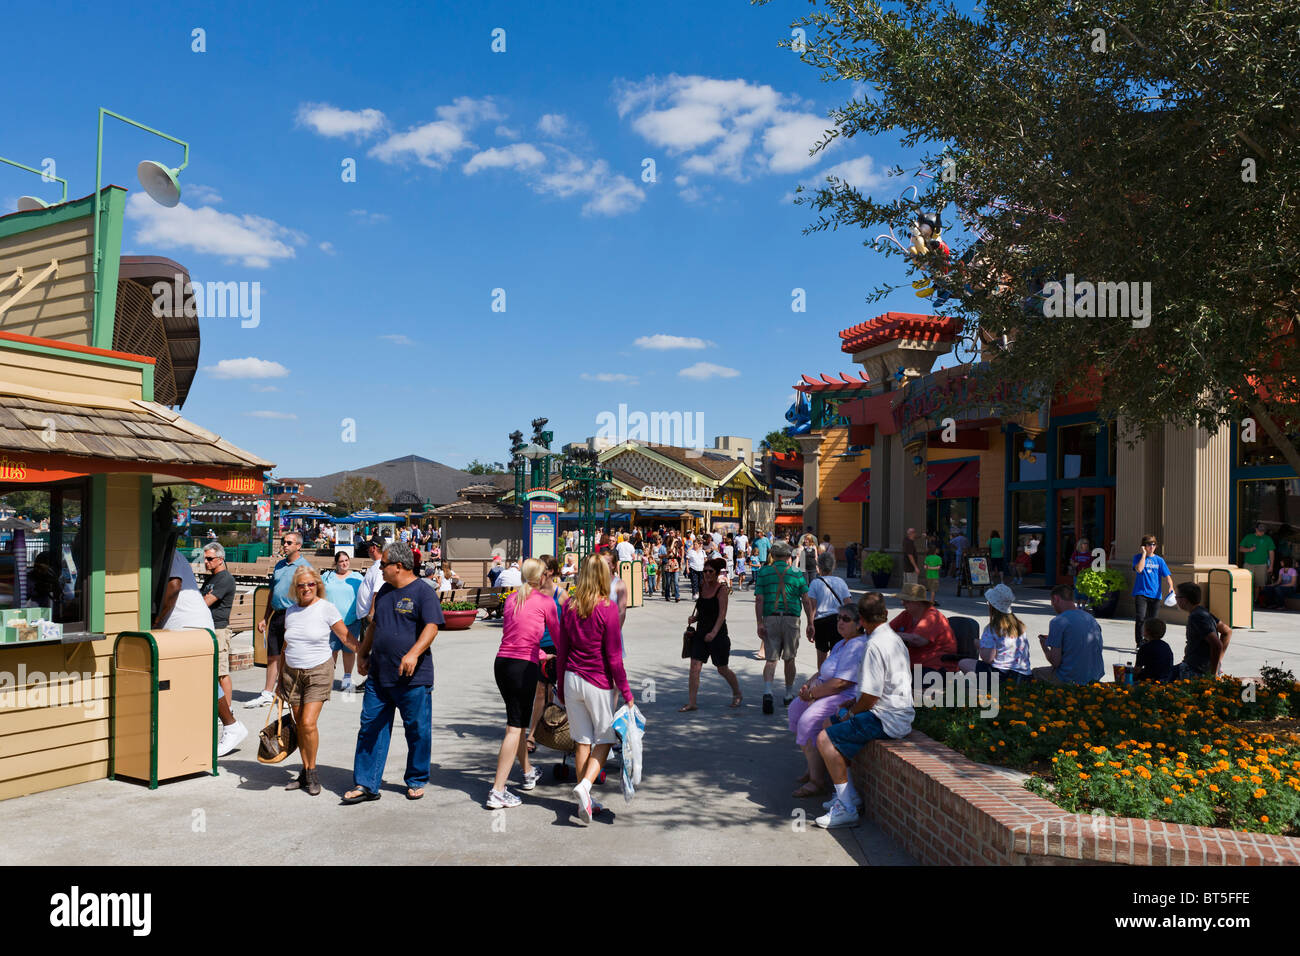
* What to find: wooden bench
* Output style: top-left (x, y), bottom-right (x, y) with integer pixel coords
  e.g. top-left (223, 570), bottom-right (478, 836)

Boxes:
top-left (473, 587), bottom-right (509, 619)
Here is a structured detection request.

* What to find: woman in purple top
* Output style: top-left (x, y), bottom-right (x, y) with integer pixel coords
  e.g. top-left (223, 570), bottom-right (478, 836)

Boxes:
top-left (555, 554), bottom-right (634, 824)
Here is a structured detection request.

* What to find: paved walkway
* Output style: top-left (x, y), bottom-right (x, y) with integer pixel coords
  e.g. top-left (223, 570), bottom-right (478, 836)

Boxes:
top-left (0, 584), bottom-right (916, 866)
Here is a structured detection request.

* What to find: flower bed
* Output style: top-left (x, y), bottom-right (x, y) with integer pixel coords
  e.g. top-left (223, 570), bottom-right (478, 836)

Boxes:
top-left (913, 666), bottom-right (1300, 836)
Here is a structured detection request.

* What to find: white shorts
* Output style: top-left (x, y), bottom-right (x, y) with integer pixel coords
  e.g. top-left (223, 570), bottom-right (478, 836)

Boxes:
top-left (563, 672), bottom-right (623, 746)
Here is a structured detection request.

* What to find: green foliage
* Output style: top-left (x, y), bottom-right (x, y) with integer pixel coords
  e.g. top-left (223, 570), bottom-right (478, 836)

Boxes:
top-left (465, 459), bottom-right (507, 475)
top-left (863, 551), bottom-right (895, 573)
top-left (768, 0), bottom-right (1300, 475)
top-left (440, 601), bottom-right (477, 611)
top-left (1075, 567), bottom-right (1126, 602)
top-left (335, 476), bottom-right (388, 515)
top-left (759, 430), bottom-right (799, 454)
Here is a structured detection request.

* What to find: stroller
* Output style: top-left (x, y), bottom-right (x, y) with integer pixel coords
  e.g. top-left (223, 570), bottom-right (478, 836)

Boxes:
top-left (532, 655), bottom-right (612, 784)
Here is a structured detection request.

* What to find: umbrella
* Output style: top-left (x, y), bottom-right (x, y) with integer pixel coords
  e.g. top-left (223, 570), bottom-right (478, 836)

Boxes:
top-left (0, 516), bottom-right (38, 531)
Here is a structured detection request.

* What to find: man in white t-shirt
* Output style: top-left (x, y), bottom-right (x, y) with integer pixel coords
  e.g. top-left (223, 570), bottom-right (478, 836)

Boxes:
top-left (156, 550), bottom-right (215, 632)
top-left (686, 541), bottom-right (707, 599)
top-left (813, 592), bottom-right (914, 829)
top-left (615, 536), bottom-right (635, 562)
top-left (496, 562), bottom-right (523, 589)
top-left (735, 531), bottom-right (749, 557)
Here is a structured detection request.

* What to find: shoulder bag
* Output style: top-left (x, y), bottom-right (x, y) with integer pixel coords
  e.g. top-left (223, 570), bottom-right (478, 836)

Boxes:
top-left (256, 693), bottom-right (298, 764)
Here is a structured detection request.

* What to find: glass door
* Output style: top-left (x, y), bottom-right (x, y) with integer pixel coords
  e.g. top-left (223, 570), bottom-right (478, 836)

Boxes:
top-left (1056, 488), bottom-right (1115, 583)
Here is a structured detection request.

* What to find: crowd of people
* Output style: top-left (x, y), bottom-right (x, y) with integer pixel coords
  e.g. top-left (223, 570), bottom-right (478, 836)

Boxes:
top-left (161, 517), bottom-right (1242, 831)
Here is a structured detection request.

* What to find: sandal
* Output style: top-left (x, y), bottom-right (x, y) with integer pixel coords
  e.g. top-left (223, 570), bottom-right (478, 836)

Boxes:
top-left (792, 781), bottom-right (831, 799)
top-left (406, 787), bottom-right (424, 801)
top-left (678, 703), bottom-right (698, 712)
top-left (751, 650), bottom-right (766, 661)
top-left (342, 787), bottom-right (381, 805)
top-left (730, 695), bottom-right (743, 708)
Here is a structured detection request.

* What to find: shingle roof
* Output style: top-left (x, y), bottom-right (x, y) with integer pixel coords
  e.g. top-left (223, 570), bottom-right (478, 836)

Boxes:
top-left (0, 393), bottom-right (272, 469)
top-left (839, 312), bottom-right (961, 353)
top-left (300, 455), bottom-right (481, 507)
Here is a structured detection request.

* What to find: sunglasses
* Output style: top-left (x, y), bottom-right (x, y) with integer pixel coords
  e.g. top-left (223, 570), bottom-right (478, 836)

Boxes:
top-left (838, 613), bottom-right (859, 622)
top-left (297, 582), bottom-right (317, 589)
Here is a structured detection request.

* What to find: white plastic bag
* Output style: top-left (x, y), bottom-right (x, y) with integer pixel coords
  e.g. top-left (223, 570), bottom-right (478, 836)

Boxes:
top-left (611, 703), bottom-right (645, 803)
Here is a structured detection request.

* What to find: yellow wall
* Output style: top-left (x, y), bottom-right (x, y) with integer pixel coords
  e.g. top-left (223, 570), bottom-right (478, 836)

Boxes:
top-left (104, 475), bottom-right (145, 636)
top-left (0, 215), bottom-right (97, 344)
top-left (0, 349), bottom-right (143, 402)
top-left (817, 428), bottom-right (869, 547)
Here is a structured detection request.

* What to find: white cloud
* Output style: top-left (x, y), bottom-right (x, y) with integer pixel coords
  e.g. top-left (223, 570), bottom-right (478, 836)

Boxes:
top-left (204, 357), bottom-right (290, 380)
top-left (537, 113), bottom-right (570, 137)
top-left (679, 362), bottom-right (740, 380)
top-left (463, 143), bottom-right (547, 175)
top-left (617, 75), bottom-right (838, 188)
top-left (185, 184), bottom-right (223, 205)
top-left (349, 209), bottom-right (389, 224)
top-left (785, 155), bottom-right (888, 204)
top-left (295, 103), bottom-right (387, 138)
top-left (368, 97), bottom-right (500, 167)
top-left (634, 334), bottom-right (715, 350)
top-left (318, 241), bottom-right (335, 255)
top-left (250, 384), bottom-right (279, 392)
top-left (534, 153), bottom-right (645, 217)
top-left (495, 125), bottom-right (520, 139)
top-left (380, 334), bottom-right (415, 346)
top-left (580, 372), bottom-right (639, 384)
top-left (245, 410), bottom-right (298, 420)
top-left (126, 194), bottom-right (305, 269)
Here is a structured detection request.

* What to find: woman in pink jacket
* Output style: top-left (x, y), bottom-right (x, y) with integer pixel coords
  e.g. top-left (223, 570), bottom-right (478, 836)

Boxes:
top-left (555, 554), bottom-right (634, 824)
top-left (487, 557), bottom-right (559, 809)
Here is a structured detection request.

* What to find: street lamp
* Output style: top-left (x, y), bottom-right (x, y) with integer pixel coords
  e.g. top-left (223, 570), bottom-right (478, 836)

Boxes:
top-left (93, 108), bottom-right (190, 317)
top-left (1, 156), bottom-right (69, 211)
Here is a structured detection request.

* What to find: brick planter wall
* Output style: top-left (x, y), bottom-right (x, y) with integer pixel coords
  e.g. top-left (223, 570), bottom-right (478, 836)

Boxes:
top-left (851, 732), bottom-right (1300, 865)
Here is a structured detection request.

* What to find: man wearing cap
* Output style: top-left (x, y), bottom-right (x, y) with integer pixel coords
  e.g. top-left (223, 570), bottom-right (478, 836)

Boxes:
top-left (890, 583), bottom-right (958, 674)
top-left (754, 540), bottom-right (816, 713)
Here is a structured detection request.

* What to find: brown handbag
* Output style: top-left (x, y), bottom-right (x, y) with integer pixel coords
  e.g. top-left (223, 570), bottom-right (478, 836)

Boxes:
top-left (256, 693), bottom-right (298, 764)
top-left (533, 703), bottom-right (573, 752)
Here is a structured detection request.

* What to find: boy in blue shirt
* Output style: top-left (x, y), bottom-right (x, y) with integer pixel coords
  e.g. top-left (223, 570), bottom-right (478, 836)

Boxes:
top-left (1131, 534), bottom-right (1173, 651)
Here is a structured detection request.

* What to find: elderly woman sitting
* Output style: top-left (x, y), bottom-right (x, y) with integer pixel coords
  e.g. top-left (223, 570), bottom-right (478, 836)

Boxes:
top-left (789, 599), bottom-right (872, 799)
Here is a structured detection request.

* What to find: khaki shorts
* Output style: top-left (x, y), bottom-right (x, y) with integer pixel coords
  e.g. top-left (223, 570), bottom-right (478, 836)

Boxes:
top-left (1249, 564), bottom-right (1269, 588)
top-left (280, 659), bottom-right (334, 705)
top-left (903, 572), bottom-right (919, 586)
top-left (213, 627), bottom-right (232, 678)
top-left (762, 615), bottom-right (801, 662)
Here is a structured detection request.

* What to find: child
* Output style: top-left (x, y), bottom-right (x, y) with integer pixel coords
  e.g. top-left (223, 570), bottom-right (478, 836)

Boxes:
top-left (924, 545), bottom-right (943, 603)
top-left (1012, 547), bottom-right (1031, 585)
top-left (1134, 618), bottom-right (1173, 682)
top-left (734, 552), bottom-right (748, 591)
top-left (646, 554), bottom-right (657, 595)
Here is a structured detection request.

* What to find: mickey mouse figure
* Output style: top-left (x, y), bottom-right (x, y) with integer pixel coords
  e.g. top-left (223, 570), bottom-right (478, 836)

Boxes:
top-left (911, 212), bottom-right (950, 297)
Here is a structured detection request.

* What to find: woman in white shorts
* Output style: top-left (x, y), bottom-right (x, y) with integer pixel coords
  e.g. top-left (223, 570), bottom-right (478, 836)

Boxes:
top-left (554, 554), bottom-right (633, 824)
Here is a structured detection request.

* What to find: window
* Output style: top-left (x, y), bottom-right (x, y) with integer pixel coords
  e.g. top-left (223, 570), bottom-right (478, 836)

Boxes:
top-left (1057, 422), bottom-right (1101, 480)
top-left (0, 483), bottom-right (88, 631)
top-left (1237, 425), bottom-right (1300, 469)
top-left (1012, 433), bottom-right (1047, 482)
top-left (1011, 490), bottom-right (1047, 575)
top-left (1237, 478), bottom-right (1299, 565)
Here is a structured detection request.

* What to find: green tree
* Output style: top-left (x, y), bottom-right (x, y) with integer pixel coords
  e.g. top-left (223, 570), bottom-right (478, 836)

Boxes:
top-left (770, 0), bottom-right (1300, 473)
top-left (759, 430), bottom-right (800, 454)
top-left (334, 476), bottom-right (388, 514)
top-left (465, 458), bottom-right (507, 475)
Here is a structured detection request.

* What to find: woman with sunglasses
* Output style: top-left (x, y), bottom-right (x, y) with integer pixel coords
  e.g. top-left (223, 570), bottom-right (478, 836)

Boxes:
top-left (789, 601), bottom-right (871, 799)
top-left (281, 564), bottom-right (360, 796)
top-left (680, 557), bottom-right (742, 711)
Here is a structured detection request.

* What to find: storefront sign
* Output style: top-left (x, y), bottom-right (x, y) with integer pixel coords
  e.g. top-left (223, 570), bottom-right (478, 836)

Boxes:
top-left (0, 451), bottom-right (266, 492)
top-left (894, 367), bottom-right (1039, 448)
top-left (255, 500), bottom-right (271, 527)
top-left (640, 484), bottom-right (712, 500)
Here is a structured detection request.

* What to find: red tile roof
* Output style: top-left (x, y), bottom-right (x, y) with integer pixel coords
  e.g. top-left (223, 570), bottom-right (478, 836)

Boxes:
top-left (793, 371), bottom-right (873, 392)
top-left (839, 312), bottom-right (961, 353)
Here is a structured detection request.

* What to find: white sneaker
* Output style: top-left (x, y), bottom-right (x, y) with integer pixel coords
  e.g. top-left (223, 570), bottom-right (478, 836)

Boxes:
top-left (573, 784), bottom-right (593, 824)
top-left (217, 721), bottom-right (248, 756)
top-left (243, 690), bottom-right (273, 709)
top-left (821, 792), bottom-right (864, 811)
top-left (341, 674), bottom-right (354, 693)
top-left (520, 767), bottom-right (543, 791)
top-left (486, 789), bottom-right (522, 809)
top-left (815, 799), bottom-right (860, 829)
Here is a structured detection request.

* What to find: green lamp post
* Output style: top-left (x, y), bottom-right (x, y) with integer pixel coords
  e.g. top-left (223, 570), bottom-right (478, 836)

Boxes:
top-left (92, 108), bottom-right (190, 324)
top-left (561, 447), bottom-right (612, 563)
top-left (0, 156), bottom-right (69, 211)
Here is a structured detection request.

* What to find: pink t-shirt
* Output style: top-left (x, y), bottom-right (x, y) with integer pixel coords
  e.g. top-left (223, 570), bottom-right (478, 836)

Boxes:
top-left (555, 599), bottom-right (632, 701)
top-left (498, 589), bottom-right (559, 664)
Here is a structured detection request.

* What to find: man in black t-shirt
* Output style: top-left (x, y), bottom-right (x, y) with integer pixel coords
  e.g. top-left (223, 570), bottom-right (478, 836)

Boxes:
top-left (1172, 582), bottom-right (1229, 678)
top-left (201, 542), bottom-right (245, 755)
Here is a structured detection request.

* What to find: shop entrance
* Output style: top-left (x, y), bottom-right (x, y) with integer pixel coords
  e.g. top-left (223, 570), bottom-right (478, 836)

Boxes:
top-left (1055, 488), bottom-right (1114, 581)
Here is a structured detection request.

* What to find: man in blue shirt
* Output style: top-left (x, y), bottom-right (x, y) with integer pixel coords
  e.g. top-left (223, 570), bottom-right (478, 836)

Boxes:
top-left (345, 542), bottom-right (443, 803)
top-left (754, 532), bottom-right (770, 567)
top-left (1033, 585), bottom-right (1104, 684)
top-left (1131, 533), bottom-right (1174, 650)
top-left (248, 531), bottom-right (315, 709)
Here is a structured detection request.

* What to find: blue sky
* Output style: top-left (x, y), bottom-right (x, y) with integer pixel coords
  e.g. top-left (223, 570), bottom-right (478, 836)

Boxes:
top-left (2, 0), bottom-right (946, 478)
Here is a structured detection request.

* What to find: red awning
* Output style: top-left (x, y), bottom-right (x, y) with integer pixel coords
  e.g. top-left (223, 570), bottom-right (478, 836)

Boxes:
top-left (928, 460), bottom-right (979, 499)
top-left (837, 470), bottom-right (870, 503)
top-left (774, 514), bottom-right (804, 525)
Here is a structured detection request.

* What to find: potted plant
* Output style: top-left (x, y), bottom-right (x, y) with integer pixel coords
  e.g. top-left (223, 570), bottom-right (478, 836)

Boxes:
top-left (439, 600), bottom-right (479, 630)
top-left (1074, 568), bottom-right (1125, 618)
top-left (863, 552), bottom-right (894, 588)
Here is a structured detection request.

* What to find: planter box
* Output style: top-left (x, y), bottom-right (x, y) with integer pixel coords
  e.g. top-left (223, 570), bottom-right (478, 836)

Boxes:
top-left (851, 732), bottom-right (1300, 865)
top-left (439, 609), bottom-right (478, 631)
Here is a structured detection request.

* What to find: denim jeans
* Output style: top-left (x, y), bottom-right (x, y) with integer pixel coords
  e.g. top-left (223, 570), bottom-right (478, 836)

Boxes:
top-left (688, 568), bottom-right (702, 598)
top-left (1133, 595), bottom-right (1160, 646)
top-left (662, 571), bottom-right (679, 600)
top-left (353, 679), bottom-right (432, 793)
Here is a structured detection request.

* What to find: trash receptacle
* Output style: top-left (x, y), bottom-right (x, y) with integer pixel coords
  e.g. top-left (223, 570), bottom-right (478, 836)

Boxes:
top-left (619, 560), bottom-right (643, 608)
top-left (111, 629), bottom-right (219, 788)
top-left (251, 585), bottom-right (270, 666)
top-left (1207, 567), bottom-right (1253, 630)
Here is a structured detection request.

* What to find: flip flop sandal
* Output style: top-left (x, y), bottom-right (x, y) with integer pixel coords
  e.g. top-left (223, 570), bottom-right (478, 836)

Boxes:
top-left (406, 788), bottom-right (424, 801)
top-left (342, 788), bottom-right (381, 805)
top-left (792, 782), bottom-right (830, 799)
